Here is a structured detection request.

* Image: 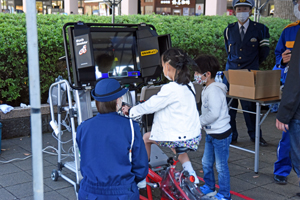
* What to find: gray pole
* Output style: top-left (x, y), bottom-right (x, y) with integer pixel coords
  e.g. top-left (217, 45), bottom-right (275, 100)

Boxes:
top-left (257, 0), bottom-right (261, 22)
top-left (254, 0), bottom-right (259, 22)
top-left (112, 0), bottom-right (115, 23)
top-left (25, 0), bottom-right (44, 199)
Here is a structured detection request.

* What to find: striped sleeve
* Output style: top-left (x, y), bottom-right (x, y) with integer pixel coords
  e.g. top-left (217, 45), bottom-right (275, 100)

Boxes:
top-left (260, 39), bottom-right (269, 47)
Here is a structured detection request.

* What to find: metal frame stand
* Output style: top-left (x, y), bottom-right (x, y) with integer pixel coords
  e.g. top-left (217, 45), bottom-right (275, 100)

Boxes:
top-left (227, 96), bottom-right (280, 173)
top-left (48, 80), bottom-right (83, 197)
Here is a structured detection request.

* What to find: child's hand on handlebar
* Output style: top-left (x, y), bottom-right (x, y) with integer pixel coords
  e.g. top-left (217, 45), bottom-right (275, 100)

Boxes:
top-left (122, 104), bottom-right (131, 116)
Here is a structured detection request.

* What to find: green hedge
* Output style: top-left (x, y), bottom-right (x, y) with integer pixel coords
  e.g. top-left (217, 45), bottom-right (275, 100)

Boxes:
top-left (0, 14), bottom-right (291, 106)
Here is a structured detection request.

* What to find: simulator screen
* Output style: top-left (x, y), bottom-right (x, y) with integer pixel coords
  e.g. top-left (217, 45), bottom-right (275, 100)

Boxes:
top-left (91, 30), bottom-right (141, 80)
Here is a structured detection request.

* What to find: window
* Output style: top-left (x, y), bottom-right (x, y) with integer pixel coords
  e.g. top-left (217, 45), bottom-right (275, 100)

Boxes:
top-left (145, 6), bottom-right (153, 14)
top-left (141, 6), bottom-right (144, 15)
top-left (156, 7), bottom-right (171, 15)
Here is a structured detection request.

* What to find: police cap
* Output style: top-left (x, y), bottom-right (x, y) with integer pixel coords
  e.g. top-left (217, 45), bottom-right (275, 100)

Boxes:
top-left (293, 0), bottom-right (298, 5)
top-left (233, 0), bottom-right (254, 8)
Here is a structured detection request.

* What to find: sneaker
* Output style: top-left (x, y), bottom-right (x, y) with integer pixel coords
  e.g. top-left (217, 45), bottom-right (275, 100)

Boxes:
top-left (188, 171), bottom-right (199, 184)
top-left (274, 175), bottom-right (287, 185)
top-left (199, 185), bottom-right (217, 197)
top-left (137, 178), bottom-right (146, 189)
top-left (201, 193), bottom-right (231, 200)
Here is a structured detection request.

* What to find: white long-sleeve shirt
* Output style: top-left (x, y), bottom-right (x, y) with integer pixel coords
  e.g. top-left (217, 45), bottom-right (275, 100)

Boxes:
top-left (129, 82), bottom-right (201, 141)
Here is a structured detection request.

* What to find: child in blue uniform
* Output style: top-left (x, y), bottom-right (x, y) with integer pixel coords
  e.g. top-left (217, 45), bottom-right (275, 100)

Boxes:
top-left (76, 78), bottom-right (148, 200)
top-left (122, 48), bottom-right (201, 184)
top-left (193, 55), bottom-right (232, 200)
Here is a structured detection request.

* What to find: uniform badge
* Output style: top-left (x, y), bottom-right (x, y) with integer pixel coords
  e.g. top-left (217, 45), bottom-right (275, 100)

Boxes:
top-left (240, 0), bottom-right (246, 2)
top-left (250, 38), bottom-right (257, 42)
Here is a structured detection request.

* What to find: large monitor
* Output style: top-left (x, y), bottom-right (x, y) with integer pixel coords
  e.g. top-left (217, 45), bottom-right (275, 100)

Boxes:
top-left (64, 22), bottom-right (171, 88)
top-left (91, 29), bottom-right (140, 80)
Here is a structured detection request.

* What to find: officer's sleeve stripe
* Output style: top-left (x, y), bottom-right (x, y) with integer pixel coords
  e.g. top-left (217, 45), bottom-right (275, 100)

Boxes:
top-left (260, 43), bottom-right (269, 47)
top-left (260, 39), bottom-right (269, 43)
top-left (226, 28), bottom-right (229, 41)
top-left (260, 42), bottom-right (269, 45)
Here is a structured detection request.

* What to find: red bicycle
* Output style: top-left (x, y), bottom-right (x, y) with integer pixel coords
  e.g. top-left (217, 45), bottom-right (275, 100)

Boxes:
top-left (139, 147), bottom-right (203, 200)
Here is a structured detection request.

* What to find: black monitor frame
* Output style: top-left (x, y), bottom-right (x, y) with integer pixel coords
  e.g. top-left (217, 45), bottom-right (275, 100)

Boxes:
top-left (62, 22), bottom-right (171, 89)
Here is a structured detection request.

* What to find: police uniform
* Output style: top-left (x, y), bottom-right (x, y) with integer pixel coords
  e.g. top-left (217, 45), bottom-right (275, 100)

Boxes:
top-left (224, 20), bottom-right (270, 71)
top-left (273, 21), bottom-right (300, 181)
top-left (76, 113), bottom-right (148, 200)
top-left (224, 0), bottom-right (270, 143)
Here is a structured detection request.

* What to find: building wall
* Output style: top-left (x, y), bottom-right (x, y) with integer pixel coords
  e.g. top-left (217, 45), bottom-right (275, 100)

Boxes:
top-left (121, 0), bottom-right (138, 15)
top-left (65, 0), bottom-right (78, 14)
top-left (141, 0), bottom-right (196, 15)
top-left (205, 0), bottom-right (226, 16)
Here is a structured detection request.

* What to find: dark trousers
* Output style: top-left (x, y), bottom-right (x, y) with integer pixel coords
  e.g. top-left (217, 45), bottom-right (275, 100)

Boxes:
top-left (228, 98), bottom-right (262, 141)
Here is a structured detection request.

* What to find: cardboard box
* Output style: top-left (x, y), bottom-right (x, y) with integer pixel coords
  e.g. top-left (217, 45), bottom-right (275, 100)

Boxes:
top-left (224, 70), bottom-right (281, 99)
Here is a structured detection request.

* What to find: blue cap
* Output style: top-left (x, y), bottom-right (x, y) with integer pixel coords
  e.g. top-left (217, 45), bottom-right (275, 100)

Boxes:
top-left (233, 0), bottom-right (254, 8)
top-left (91, 79), bottom-right (128, 102)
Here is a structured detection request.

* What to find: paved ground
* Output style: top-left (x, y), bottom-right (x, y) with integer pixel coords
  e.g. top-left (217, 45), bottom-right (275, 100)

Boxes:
top-left (0, 112), bottom-right (300, 200)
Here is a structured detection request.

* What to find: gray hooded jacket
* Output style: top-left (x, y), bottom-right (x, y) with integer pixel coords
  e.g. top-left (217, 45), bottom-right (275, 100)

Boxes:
top-left (200, 82), bottom-right (231, 134)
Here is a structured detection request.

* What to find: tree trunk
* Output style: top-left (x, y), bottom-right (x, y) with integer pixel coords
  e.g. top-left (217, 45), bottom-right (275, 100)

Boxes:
top-left (274, 0), bottom-right (296, 21)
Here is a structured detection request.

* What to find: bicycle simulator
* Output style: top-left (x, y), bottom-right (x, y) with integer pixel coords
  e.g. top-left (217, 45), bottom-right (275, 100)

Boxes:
top-left (48, 21), bottom-right (202, 199)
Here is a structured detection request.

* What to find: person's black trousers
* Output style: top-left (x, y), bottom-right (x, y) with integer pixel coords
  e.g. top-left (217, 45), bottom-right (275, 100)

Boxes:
top-left (227, 98), bottom-right (262, 141)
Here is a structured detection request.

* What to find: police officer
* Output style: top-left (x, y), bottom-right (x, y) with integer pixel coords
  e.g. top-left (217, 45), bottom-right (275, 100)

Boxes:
top-left (274, 0), bottom-right (300, 186)
top-left (224, 0), bottom-right (270, 146)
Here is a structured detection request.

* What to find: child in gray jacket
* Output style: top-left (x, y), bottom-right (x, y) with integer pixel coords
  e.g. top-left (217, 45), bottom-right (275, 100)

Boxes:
top-left (193, 55), bottom-right (232, 200)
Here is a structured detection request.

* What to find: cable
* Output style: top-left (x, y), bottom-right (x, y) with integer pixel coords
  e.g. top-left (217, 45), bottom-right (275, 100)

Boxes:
top-left (0, 146), bottom-right (74, 164)
top-left (0, 111), bottom-right (76, 164)
top-left (51, 131), bottom-right (73, 145)
top-left (0, 155), bottom-right (32, 164)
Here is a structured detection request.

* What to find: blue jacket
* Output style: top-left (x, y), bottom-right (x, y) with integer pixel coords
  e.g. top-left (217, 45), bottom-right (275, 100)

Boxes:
top-left (277, 26), bottom-right (300, 123)
top-left (273, 21), bottom-right (300, 85)
top-left (76, 112), bottom-right (148, 199)
top-left (224, 19), bottom-right (270, 71)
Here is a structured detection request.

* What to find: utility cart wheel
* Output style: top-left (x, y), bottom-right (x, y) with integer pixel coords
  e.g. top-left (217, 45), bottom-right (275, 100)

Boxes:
top-left (51, 169), bottom-right (59, 181)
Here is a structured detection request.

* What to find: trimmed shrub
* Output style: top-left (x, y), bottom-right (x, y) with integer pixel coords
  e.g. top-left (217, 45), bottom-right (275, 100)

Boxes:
top-left (0, 14), bottom-right (291, 106)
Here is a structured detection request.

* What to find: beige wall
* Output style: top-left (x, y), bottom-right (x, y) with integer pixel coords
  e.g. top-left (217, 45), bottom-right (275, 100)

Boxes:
top-left (22, 0), bottom-right (26, 12)
top-left (121, 0), bottom-right (137, 15)
top-left (65, 0), bottom-right (78, 14)
top-left (205, 0), bottom-right (227, 15)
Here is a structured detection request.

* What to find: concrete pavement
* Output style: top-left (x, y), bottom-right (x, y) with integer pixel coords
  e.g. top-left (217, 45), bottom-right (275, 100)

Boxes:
top-left (0, 112), bottom-right (299, 200)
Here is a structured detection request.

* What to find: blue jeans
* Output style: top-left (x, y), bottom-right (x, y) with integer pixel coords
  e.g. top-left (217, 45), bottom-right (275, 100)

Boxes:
top-left (289, 119), bottom-right (300, 183)
top-left (202, 133), bottom-right (232, 199)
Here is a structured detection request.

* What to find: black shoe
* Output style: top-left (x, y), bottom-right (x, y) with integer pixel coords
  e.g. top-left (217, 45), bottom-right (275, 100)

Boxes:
top-left (250, 137), bottom-right (268, 146)
top-left (297, 193), bottom-right (300, 197)
top-left (230, 139), bottom-right (237, 145)
top-left (274, 175), bottom-right (287, 185)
